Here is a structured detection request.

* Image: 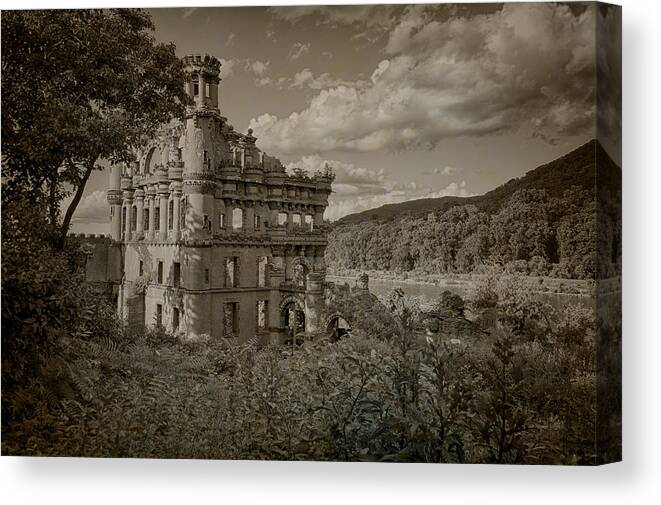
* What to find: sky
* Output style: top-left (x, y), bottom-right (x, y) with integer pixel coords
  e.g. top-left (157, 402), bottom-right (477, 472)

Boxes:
top-left (71, 2), bottom-right (610, 233)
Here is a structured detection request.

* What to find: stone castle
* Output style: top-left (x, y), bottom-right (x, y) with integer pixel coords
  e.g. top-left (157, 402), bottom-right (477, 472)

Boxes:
top-left (86, 54), bottom-right (338, 343)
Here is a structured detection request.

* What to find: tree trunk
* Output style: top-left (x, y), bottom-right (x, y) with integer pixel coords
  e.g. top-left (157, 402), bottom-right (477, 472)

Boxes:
top-left (55, 160), bottom-right (95, 250)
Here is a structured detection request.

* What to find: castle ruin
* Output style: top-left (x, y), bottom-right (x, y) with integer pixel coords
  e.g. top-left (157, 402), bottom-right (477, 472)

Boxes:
top-left (99, 54), bottom-right (334, 343)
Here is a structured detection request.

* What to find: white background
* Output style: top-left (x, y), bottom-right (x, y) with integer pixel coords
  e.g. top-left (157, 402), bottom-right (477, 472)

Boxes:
top-left (1, 0), bottom-right (659, 503)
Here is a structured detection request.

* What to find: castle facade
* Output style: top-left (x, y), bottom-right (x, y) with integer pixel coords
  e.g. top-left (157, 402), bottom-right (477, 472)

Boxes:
top-left (105, 54), bottom-right (334, 343)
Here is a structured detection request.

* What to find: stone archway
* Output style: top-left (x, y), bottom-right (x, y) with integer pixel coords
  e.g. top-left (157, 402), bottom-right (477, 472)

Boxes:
top-left (143, 146), bottom-right (157, 175)
top-left (280, 295), bottom-right (306, 345)
top-left (324, 312), bottom-right (352, 342)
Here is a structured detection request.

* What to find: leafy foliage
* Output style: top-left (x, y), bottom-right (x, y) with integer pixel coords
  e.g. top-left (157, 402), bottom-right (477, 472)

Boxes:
top-left (1, 9), bottom-right (190, 245)
top-left (2, 270), bottom-right (604, 464)
top-left (327, 140), bottom-right (621, 280)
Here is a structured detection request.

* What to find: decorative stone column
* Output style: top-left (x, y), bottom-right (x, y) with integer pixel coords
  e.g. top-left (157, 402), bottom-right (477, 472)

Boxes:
top-left (123, 191), bottom-right (133, 242)
top-left (313, 205), bottom-right (325, 228)
top-left (135, 189), bottom-right (144, 240)
top-left (147, 187), bottom-right (156, 240)
top-left (158, 183), bottom-right (169, 241)
top-left (108, 190), bottom-right (122, 241)
top-left (172, 181), bottom-right (182, 242)
top-left (244, 201), bottom-right (255, 233)
top-left (268, 202), bottom-right (279, 228)
top-left (197, 72), bottom-right (206, 108)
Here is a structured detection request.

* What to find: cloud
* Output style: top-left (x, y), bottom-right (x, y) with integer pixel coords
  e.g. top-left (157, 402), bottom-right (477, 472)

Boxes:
top-left (225, 32), bottom-right (236, 47)
top-left (220, 58), bottom-right (235, 78)
top-left (289, 68), bottom-right (368, 90)
top-left (285, 155), bottom-right (473, 220)
top-left (68, 190), bottom-right (109, 223)
top-left (322, 51), bottom-right (333, 59)
top-left (251, 3), bottom-right (596, 156)
top-left (266, 30), bottom-right (277, 42)
top-left (432, 165), bottom-right (461, 176)
top-left (270, 5), bottom-right (402, 30)
top-left (288, 42), bottom-right (310, 61)
top-left (247, 60), bottom-right (269, 76)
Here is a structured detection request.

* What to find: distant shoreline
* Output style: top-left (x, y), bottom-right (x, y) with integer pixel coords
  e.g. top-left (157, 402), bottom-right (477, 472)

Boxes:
top-left (325, 269), bottom-right (612, 298)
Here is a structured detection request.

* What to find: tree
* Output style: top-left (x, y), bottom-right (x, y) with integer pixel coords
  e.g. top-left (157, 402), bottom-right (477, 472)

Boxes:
top-left (1, 9), bottom-right (190, 247)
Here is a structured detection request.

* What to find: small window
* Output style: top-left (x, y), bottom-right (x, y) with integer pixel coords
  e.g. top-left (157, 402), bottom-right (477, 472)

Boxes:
top-left (257, 300), bottom-right (268, 330)
top-left (193, 82), bottom-right (199, 96)
top-left (232, 208), bottom-right (243, 230)
top-left (122, 206), bottom-right (127, 235)
top-left (154, 207), bottom-right (160, 231)
top-left (173, 308), bottom-right (179, 330)
top-left (168, 200), bottom-right (174, 230)
top-left (204, 268), bottom-right (210, 284)
top-left (173, 262), bottom-right (180, 288)
top-left (223, 302), bottom-right (239, 337)
top-left (143, 208), bottom-right (150, 232)
top-left (225, 257), bottom-right (239, 288)
top-left (203, 214), bottom-right (212, 233)
top-left (132, 206), bottom-right (138, 231)
top-left (278, 212), bottom-right (288, 226)
top-left (177, 148), bottom-right (182, 161)
top-left (257, 256), bottom-right (268, 287)
top-left (254, 215), bottom-right (261, 229)
top-left (219, 212), bottom-right (225, 229)
top-left (157, 261), bottom-right (163, 284)
top-left (139, 260), bottom-right (144, 277)
top-left (293, 214), bottom-right (301, 228)
top-left (156, 304), bottom-right (163, 327)
top-left (203, 150), bottom-right (208, 162)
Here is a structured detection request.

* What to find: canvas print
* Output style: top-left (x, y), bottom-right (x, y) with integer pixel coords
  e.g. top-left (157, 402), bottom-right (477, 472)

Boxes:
top-left (1, 3), bottom-right (621, 464)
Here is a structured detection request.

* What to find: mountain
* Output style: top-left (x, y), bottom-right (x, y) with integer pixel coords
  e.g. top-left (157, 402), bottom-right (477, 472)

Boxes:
top-left (335, 139), bottom-right (617, 225)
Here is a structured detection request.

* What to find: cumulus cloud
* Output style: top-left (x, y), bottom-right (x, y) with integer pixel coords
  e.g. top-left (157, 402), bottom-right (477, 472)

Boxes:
top-left (285, 155), bottom-right (473, 220)
top-left (251, 3), bottom-right (596, 155)
top-left (431, 165), bottom-right (461, 176)
top-left (220, 58), bottom-right (235, 78)
top-left (247, 60), bottom-right (270, 76)
top-left (289, 68), bottom-right (367, 90)
top-left (288, 42), bottom-right (310, 61)
top-left (270, 5), bottom-right (401, 30)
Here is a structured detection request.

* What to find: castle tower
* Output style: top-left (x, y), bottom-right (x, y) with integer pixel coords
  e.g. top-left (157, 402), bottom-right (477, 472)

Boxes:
top-left (181, 54), bottom-right (224, 242)
top-left (107, 163), bottom-right (124, 241)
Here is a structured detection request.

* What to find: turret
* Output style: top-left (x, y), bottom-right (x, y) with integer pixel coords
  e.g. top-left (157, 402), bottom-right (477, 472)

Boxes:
top-left (181, 54), bottom-right (224, 240)
top-left (182, 54), bottom-right (221, 110)
top-left (107, 163), bottom-right (123, 241)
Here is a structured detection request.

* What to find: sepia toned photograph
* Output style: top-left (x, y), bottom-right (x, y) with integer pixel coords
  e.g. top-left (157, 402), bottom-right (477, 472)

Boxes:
top-left (2, 2), bottom-right (621, 464)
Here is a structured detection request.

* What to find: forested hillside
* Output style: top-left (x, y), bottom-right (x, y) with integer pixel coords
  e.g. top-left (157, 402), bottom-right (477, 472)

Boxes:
top-left (327, 140), bottom-right (621, 279)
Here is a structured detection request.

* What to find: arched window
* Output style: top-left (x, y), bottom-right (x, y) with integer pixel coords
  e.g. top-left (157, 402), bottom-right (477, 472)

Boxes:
top-left (144, 147), bottom-right (156, 175)
top-left (292, 214), bottom-right (302, 228)
top-left (143, 208), bottom-right (150, 232)
top-left (278, 212), bottom-right (288, 226)
top-left (122, 206), bottom-right (127, 235)
top-left (305, 214), bottom-right (313, 230)
top-left (232, 207), bottom-right (243, 230)
top-left (168, 200), bottom-right (174, 230)
top-left (132, 206), bottom-right (137, 231)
